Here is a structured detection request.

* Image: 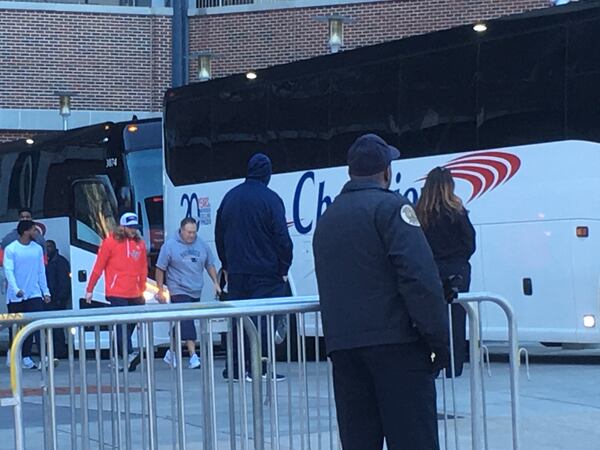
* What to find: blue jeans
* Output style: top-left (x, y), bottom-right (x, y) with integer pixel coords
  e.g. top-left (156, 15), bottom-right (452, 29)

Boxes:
top-left (107, 296), bottom-right (145, 356)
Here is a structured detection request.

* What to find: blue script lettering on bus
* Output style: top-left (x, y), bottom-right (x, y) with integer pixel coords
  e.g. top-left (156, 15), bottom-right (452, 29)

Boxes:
top-left (292, 171), bottom-right (331, 234)
top-left (292, 170), bottom-right (420, 235)
top-left (180, 193), bottom-right (198, 218)
top-left (180, 193), bottom-right (212, 225)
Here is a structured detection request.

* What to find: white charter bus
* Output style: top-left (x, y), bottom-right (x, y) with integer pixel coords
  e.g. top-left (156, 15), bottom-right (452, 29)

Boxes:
top-left (162, 3), bottom-right (600, 346)
top-left (0, 118), bottom-right (168, 346)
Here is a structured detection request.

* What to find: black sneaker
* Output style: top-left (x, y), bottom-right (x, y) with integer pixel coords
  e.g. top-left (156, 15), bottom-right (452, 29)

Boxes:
top-left (262, 372), bottom-right (286, 382)
top-left (127, 352), bottom-right (141, 372)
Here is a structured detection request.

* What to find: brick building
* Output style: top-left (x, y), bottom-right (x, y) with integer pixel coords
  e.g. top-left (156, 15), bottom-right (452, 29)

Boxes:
top-left (0, 0), bottom-right (555, 142)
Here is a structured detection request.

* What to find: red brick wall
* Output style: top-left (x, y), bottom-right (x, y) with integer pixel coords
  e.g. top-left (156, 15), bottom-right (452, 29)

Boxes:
top-left (0, 10), bottom-right (171, 112)
top-left (0, 0), bottom-right (551, 124)
top-left (189, 0), bottom-right (551, 79)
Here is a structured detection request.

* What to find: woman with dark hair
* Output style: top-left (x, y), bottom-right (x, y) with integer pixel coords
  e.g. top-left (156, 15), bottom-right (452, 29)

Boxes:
top-left (416, 166), bottom-right (476, 376)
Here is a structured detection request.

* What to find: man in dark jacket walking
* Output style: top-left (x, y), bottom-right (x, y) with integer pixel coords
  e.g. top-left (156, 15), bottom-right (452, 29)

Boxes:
top-left (45, 240), bottom-right (70, 358)
top-left (216, 153), bottom-right (293, 380)
top-left (313, 134), bottom-right (449, 450)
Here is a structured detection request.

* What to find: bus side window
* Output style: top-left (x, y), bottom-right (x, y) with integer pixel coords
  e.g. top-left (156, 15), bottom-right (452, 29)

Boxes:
top-left (72, 178), bottom-right (118, 248)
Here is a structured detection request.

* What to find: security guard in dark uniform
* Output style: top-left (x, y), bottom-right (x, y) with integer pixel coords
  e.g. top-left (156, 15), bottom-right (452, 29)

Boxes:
top-left (313, 134), bottom-right (449, 450)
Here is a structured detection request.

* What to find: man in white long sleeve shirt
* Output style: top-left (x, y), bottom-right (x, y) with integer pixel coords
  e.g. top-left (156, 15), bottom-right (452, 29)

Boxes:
top-left (4, 220), bottom-right (51, 369)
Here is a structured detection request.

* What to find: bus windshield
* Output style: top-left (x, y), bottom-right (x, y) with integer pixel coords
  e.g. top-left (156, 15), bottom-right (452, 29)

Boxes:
top-left (123, 119), bottom-right (164, 252)
top-left (125, 148), bottom-right (164, 250)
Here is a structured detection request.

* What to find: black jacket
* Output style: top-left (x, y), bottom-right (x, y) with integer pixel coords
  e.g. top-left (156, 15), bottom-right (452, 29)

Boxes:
top-left (46, 251), bottom-right (71, 306)
top-left (423, 210), bottom-right (476, 277)
top-left (215, 156), bottom-right (293, 277)
top-left (313, 180), bottom-right (448, 354)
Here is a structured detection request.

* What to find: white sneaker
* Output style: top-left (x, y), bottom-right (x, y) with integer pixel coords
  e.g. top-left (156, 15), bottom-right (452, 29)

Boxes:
top-left (22, 357), bottom-right (36, 370)
top-left (188, 353), bottom-right (201, 369)
top-left (163, 349), bottom-right (177, 368)
top-left (6, 350), bottom-right (10, 368)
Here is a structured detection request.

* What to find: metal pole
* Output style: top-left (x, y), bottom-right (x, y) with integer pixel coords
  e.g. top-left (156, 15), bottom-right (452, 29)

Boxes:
top-left (47, 329), bottom-right (58, 450)
top-left (10, 331), bottom-right (25, 450)
top-left (201, 319), bottom-right (212, 450)
top-left (208, 320), bottom-right (219, 448)
top-left (112, 325), bottom-right (123, 449)
top-left (137, 324), bottom-right (148, 450)
top-left (171, 0), bottom-right (189, 87)
top-left (226, 319), bottom-right (237, 450)
top-left (67, 328), bottom-right (77, 450)
top-left (40, 327), bottom-right (50, 450)
top-left (122, 324), bottom-right (132, 450)
top-left (175, 322), bottom-right (186, 450)
top-left (457, 293), bottom-right (521, 450)
top-left (238, 318), bottom-right (249, 450)
top-left (94, 326), bottom-right (105, 450)
top-left (78, 327), bottom-right (90, 450)
top-left (447, 304), bottom-right (460, 450)
top-left (462, 302), bottom-right (483, 450)
top-left (243, 316), bottom-right (264, 450)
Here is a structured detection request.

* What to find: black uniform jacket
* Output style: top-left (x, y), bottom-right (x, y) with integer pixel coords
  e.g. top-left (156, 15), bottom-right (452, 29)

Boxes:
top-left (313, 180), bottom-right (448, 355)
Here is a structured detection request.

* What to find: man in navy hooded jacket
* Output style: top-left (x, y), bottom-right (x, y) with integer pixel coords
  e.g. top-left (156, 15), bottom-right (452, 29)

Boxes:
top-left (215, 153), bottom-right (293, 380)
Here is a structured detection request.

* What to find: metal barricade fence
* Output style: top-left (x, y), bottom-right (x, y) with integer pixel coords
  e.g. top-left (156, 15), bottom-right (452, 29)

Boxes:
top-left (1, 293), bottom-right (519, 450)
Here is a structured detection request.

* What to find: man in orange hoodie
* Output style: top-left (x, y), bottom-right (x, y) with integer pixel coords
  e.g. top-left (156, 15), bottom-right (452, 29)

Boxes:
top-left (85, 212), bottom-right (148, 371)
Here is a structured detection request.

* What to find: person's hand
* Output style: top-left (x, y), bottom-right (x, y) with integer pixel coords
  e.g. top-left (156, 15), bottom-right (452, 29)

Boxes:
top-left (43, 295), bottom-right (51, 304)
top-left (155, 289), bottom-right (168, 304)
top-left (430, 345), bottom-right (450, 375)
top-left (282, 275), bottom-right (288, 283)
top-left (214, 282), bottom-right (223, 298)
top-left (16, 290), bottom-right (24, 298)
top-left (84, 292), bottom-right (93, 304)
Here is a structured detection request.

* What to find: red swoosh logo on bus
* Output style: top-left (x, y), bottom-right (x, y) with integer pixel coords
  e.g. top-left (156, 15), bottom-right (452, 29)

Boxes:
top-left (418, 151), bottom-right (521, 202)
top-left (444, 151), bottom-right (521, 201)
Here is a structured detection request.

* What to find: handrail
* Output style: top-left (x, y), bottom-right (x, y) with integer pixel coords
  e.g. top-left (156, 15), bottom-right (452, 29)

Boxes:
top-left (0, 295), bottom-right (319, 326)
top-left (9, 296), bottom-right (320, 450)
top-left (455, 292), bottom-right (520, 450)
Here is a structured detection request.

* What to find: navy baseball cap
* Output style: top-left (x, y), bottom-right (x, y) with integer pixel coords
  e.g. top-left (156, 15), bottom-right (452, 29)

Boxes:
top-left (347, 134), bottom-right (400, 176)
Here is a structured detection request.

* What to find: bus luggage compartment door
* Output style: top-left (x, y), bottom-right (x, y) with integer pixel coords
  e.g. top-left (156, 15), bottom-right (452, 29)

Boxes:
top-left (478, 221), bottom-right (577, 344)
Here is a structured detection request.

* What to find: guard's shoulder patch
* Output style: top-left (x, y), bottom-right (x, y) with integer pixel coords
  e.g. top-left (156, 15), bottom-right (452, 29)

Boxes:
top-left (400, 204), bottom-right (421, 227)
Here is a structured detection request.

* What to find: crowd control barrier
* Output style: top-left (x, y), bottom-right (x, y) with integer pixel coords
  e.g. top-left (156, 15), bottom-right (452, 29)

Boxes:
top-left (0, 292), bottom-right (519, 450)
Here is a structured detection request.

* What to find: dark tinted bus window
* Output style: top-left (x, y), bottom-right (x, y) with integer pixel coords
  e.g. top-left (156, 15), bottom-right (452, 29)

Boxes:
top-left (211, 85), bottom-right (268, 181)
top-left (566, 18), bottom-right (600, 142)
top-left (396, 46), bottom-right (478, 158)
top-left (123, 120), bottom-right (162, 152)
top-left (477, 29), bottom-right (566, 149)
top-left (267, 74), bottom-right (331, 173)
top-left (329, 60), bottom-right (402, 165)
top-left (164, 6), bottom-right (599, 187)
top-left (165, 94), bottom-right (212, 186)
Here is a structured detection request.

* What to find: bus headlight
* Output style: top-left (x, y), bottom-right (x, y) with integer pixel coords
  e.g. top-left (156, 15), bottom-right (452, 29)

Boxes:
top-left (583, 315), bottom-right (596, 328)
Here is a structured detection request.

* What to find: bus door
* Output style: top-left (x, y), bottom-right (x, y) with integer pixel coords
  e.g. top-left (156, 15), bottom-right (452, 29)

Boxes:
top-left (69, 175), bottom-right (118, 312)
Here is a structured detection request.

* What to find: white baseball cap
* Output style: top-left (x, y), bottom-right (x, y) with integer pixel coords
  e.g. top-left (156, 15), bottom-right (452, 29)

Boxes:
top-left (120, 212), bottom-right (140, 228)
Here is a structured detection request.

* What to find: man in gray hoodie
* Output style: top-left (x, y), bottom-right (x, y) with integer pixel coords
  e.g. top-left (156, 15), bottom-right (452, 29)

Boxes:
top-left (156, 217), bottom-right (221, 369)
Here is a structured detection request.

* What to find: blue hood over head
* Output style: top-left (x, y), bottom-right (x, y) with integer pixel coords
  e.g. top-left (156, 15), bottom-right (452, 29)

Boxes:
top-left (246, 153), bottom-right (272, 185)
